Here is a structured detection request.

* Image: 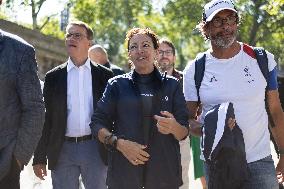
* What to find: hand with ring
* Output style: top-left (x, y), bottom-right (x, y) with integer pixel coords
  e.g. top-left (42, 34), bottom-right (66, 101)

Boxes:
top-left (154, 111), bottom-right (188, 140)
top-left (116, 138), bottom-right (150, 166)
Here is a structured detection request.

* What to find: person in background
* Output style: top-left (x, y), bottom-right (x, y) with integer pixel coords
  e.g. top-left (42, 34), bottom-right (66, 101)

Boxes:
top-left (156, 38), bottom-right (191, 189)
top-left (89, 44), bottom-right (125, 76)
top-left (90, 27), bottom-right (189, 189)
top-left (32, 21), bottom-right (113, 189)
top-left (191, 135), bottom-right (207, 189)
top-left (183, 0), bottom-right (284, 188)
top-left (0, 1), bottom-right (45, 188)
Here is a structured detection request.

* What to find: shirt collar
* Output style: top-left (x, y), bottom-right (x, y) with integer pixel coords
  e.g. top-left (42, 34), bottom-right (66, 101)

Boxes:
top-left (67, 57), bottom-right (91, 72)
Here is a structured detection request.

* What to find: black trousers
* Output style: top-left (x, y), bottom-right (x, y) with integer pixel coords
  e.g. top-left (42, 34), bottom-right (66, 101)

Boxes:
top-left (0, 156), bottom-right (21, 189)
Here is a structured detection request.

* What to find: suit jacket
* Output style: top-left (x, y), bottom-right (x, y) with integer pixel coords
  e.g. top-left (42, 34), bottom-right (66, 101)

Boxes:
top-left (33, 61), bottom-right (113, 170)
top-left (104, 61), bottom-right (125, 76)
top-left (0, 30), bottom-right (45, 180)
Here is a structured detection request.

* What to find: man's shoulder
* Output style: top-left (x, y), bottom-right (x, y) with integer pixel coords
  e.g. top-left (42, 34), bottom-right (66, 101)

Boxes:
top-left (0, 30), bottom-right (34, 50)
top-left (91, 61), bottom-right (112, 73)
top-left (110, 63), bottom-right (125, 75)
top-left (108, 72), bottom-right (131, 84)
top-left (110, 63), bottom-right (124, 71)
top-left (172, 69), bottom-right (183, 76)
top-left (46, 62), bottom-right (67, 76)
top-left (164, 74), bottom-right (181, 84)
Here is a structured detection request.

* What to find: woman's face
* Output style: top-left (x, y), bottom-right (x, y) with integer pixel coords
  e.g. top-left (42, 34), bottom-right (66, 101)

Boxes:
top-left (128, 34), bottom-right (158, 74)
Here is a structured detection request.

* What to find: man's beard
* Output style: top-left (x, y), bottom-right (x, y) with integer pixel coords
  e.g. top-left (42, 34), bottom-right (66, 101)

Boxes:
top-left (210, 29), bottom-right (237, 48)
top-left (158, 59), bottom-right (174, 72)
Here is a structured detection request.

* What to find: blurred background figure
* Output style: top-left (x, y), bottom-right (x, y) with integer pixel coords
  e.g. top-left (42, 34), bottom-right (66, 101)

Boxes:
top-left (89, 44), bottom-right (125, 76)
top-left (191, 135), bottom-right (207, 189)
top-left (156, 38), bottom-right (191, 189)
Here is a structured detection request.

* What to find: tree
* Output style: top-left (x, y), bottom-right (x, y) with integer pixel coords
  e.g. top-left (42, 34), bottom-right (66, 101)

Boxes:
top-left (2, 0), bottom-right (283, 69)
top-left (5, 0), bottom-right (56, 31)
top-left (40, 17), bottom-right (65, 39)
top-left (237, 0), bottom-right (284, 66)
top-left (159, 0), bottom-right (284, 69)
top-left (72, 0), bottom-right (152, 69)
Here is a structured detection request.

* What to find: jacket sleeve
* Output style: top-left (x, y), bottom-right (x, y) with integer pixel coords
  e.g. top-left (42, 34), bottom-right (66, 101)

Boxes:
top-left (14, 46), bottom-right (45, 165)
top-left (90, 79), bottom-right (117, 137)
top-left (172, 81), bottom-right (189, 129)
top-left (33, 73), bottom-right (53, 165)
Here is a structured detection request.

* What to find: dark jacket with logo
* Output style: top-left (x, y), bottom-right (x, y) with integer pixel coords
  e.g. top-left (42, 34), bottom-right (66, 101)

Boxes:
top-left (91, 68), bottom-right (188, 189)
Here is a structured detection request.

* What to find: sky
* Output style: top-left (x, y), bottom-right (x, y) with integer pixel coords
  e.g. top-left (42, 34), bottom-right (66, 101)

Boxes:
top-left (1, 0), bottom-right (167, 24)
top-left (1, 0), bottom-right (167, 25)
top-left (1, 0), bottom-right (69, 24)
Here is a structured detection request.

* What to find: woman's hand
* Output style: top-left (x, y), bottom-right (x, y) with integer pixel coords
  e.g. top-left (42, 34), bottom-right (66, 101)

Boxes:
top-left (154, 111), bottom-right (188, 140)
top-left (227, 118), bottom-right (236, 130)
top-left (188, 119), bottom-right (202, 136)
top-left (116, 139), bottom-right (150, 166)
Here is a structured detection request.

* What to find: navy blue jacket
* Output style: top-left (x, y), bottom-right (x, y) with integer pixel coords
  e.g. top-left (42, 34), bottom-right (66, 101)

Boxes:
top-left (202, 102), bottom-right (249, 189)
top-left (91, 68), bottom-right (188, 189)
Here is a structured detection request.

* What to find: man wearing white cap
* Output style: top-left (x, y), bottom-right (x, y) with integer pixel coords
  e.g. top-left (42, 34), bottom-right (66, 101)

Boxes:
top-left (183, 0), bottom-right (284, 188)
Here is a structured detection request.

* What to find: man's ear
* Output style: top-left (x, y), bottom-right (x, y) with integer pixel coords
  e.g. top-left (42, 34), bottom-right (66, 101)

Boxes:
top-left (88, 40), bottom-right (92, 47)
top-left (204, 24), bottom-right (210, 40)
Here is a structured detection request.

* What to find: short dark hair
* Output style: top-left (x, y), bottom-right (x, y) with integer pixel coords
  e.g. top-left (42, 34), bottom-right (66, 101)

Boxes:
top-left (159, 38), bottom-right (176, 56)
top-left (66, 21), bottom-right (94, 40)
top-left (126, 28), bottom-right (159, 51)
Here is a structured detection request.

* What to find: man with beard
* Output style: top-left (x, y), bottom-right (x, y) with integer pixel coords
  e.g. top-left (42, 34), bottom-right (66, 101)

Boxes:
top-left (157, 39), bottom-right (191, 189)
top-left (157, 39), bottom-right (183, 80)
top-left (183, 0), bottom-right (284, 188)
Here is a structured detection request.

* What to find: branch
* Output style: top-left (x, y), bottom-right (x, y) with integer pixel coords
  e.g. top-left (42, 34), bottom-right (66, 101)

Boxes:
top-left (35, 0), bottom-right (47, 16)
top-left (39, 13), bottom-right (57, 31)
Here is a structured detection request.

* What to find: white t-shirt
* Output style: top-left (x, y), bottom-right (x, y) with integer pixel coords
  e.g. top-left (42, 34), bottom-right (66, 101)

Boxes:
top-left (183, 43), bottom-right (277, 163)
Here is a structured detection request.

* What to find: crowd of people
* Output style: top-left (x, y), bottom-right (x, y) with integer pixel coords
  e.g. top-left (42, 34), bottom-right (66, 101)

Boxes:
top-left (1, 0), bottom-right (284, 189)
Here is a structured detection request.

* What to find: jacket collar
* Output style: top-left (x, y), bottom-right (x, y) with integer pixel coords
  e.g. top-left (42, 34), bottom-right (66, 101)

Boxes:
top-left (0, 29), bottom-right (4, 53)
top-left (104, 61), bottom-right (111, 68)
top-left (67, 57), bottom-right (91, 72)
top-left (130, 67), bottom-right (165, 84)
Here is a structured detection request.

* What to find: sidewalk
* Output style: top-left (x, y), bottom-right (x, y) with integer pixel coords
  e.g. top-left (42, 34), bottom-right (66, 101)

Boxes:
top-left (20, 142), bottom-right (278, 189)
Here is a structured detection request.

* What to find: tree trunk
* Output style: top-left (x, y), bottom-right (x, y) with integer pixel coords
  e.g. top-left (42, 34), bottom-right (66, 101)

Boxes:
top-left (248, 0), bottom-right (265, 46)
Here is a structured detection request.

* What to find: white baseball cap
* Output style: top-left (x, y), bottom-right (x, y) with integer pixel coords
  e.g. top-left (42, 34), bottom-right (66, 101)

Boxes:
top-left (203, 0), bottom-right (237, 22)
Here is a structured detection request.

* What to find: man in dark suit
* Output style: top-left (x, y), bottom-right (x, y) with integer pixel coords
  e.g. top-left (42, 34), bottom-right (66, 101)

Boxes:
top-left (88, 44), bottom-right (125, 76)
top-left (32, 21), bottom-right (113, 189)
top-left (0, 2), bottom-right (45, 189)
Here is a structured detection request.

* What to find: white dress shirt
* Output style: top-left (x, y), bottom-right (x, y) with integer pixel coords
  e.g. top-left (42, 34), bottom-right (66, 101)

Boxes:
top-left (65, 58), bottom-right (93, 137)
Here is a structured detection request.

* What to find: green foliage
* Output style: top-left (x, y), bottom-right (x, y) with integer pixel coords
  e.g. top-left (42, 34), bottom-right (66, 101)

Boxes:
top-left (71, 0), bottom-right (152, 69)
top-left (3, 0), bottom-right (284, 69)
top-left (40, 17), bottom-right (65, 39)
top-left (237, 0), bottom-right (284, 67)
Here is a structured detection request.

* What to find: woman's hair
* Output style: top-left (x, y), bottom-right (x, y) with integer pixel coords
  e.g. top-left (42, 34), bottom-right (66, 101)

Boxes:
top-left (125, 28), bottom-right (159, 51)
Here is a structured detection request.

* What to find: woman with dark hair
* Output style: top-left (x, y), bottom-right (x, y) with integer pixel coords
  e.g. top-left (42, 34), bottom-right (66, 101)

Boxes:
top-left (90, 28), bottom-right (189, 189)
